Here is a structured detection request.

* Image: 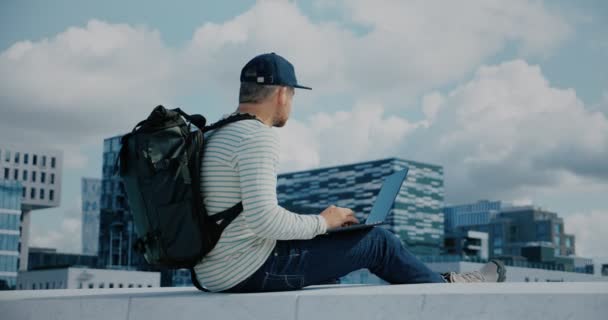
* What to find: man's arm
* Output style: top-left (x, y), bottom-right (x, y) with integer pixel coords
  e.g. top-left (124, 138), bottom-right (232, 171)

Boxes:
top-left (234, 129), bottom-right (327, 240)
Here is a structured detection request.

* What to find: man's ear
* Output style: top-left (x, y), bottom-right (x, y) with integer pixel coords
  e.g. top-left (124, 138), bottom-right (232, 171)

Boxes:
top-left (277, 87), bottom-right (287, 107)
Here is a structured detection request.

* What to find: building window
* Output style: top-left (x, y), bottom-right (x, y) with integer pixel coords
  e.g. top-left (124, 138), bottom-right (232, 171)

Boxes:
top-left (22, 187), bottom-right (26, 198)
top-left (40, 188), bottom-right (45, 200)
top-left (51, 173), bottom-right (55, 184)
top-left (15, 152), bottom-right (20, 164)
top-left (4, 150), bottom-right (10, 162)
top-left (46, 282), bottom-right (49, 289)
top-left (99, 283), bottom-right (104, 288)
top-left (32, 171), bottom-right (36, 182)
top-left (24, 153), bottom-right (28, 164)
top-left (51, 157), bottom-right (56, 168)
top-left (49, 190), bottom-right (54, 201)
top-left (32, 283), bottom-right (36, 290)
top-left (33, 154), bottom-right (37, 165)
top-left (109, 283), bottom-right (114, 288)
top-left (13, 169), bottom-right (18, 180)
top-left (3, 168), bottom-right (8, 179)
top-left (119, 284), bottom-right (123, 288)
top-left (41, 172), bottom-right (46, 183)
top-left (42, 156), bottom-right (46, 167)
top-left (89, 283), bottom-right (94, 289)
top-left (23, 170), bottom-right (28, 181)
top-left (30, 188), bottom-right (35, 199)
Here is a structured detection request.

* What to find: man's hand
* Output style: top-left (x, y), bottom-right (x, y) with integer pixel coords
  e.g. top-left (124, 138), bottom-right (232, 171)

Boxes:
top-left (320, 205), bottom-right (359, 230)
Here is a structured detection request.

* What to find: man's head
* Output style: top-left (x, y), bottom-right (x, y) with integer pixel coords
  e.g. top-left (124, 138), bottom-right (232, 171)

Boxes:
top-left (237, 53), bottom-right (310, 127)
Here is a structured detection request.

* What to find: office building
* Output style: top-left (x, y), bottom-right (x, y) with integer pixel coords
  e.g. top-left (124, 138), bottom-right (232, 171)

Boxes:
top-left (444, 202), bottom-right (577, 259)
top-left (444, 230), bottom-right (489, 260)
top-left (495, 206), bottom-right (576, 258)
top-left (443, 200), bottom-right (502, 232)
top-left (81, 178), bottom-right (102, 255)
top-left (17, 267), bottom-right (160, 290)
top-left (277, 158), bottom-right (445, 256)
top-left (0, 180), bottom-right (22, 289)
top-left (0, 144), bottom-right (62, 271)
top-left (27, 247), bottom-right (97, 271)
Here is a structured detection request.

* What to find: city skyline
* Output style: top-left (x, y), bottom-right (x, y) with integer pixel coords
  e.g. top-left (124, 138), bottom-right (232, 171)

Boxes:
top-left (0, 1), bottom-right (606, 266)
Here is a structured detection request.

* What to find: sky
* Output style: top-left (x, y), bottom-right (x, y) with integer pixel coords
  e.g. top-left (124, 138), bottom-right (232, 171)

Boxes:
top-left (0, 0), bottom-right (607, 268)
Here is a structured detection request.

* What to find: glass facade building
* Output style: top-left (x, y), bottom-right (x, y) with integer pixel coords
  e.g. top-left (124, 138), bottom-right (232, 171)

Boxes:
top-left (443, 200), bottom-right (502, 232)
top-left (27, 247), bottom-right (97, 271)
top-left (444, 202), bottom-right (578, 260)
top-left (277, 158), bottom-right (445, 256)
top-left (81, 178), bottom-right (102, 256)
top-left (0, 180), bottom-right (22, 289)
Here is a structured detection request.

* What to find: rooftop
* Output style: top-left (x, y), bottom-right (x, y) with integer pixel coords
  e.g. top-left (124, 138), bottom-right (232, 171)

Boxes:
top-left (2, 282), bottom-right (607, 320)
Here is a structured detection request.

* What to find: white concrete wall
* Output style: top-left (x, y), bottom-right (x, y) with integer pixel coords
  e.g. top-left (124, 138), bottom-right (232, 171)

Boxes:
top-left (17, 268), bottom-right (160, 290)
top-left (66, 268), bottom-right (160, 289)
top-left (427, 262), bottom-right (608, 282)
top-left (1, 283), bottom-right (607, 320)
top-left (342, 262), bottom-right (608, 285)
top-left (16, 268), bottom-right (68, 290)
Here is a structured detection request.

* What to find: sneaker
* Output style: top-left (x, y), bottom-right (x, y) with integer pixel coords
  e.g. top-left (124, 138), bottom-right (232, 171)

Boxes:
top-left (442, 259), bottom-right (506, 283)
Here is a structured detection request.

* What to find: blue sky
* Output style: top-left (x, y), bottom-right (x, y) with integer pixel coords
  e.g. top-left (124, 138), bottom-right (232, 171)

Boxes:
top-left (0, 0), bottom-right (606, 265)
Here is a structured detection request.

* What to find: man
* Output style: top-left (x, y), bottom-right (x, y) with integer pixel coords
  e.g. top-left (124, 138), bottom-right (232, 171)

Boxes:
top-left (193, 52), bottom-right (506, 293)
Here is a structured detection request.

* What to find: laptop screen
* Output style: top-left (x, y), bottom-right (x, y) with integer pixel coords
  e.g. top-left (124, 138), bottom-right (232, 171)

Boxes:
top-left (365, 169), bottom-right (409, 224)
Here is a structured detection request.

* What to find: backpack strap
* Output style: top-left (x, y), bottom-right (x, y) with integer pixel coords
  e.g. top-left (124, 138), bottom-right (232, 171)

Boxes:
top-left (209, 202), bottom-right (244, 230)
top-left (173, 108), bottom-right (207, 131)
top-left (203, 113), bottom-right (259, 132)
top-left (190, 268), bottom-right (210, 292)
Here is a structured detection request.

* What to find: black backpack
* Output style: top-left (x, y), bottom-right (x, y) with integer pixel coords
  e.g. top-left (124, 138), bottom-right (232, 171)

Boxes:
top-left (116, 105), bottom-right (256, 291)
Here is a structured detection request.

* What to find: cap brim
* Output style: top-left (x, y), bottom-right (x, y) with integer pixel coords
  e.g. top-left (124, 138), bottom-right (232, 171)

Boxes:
top-left (293, 84), bottom-right (312, 90)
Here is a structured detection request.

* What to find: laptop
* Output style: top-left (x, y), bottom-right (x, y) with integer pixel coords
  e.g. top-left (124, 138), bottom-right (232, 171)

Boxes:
top-left (326, 168), bottom-right (408, 234)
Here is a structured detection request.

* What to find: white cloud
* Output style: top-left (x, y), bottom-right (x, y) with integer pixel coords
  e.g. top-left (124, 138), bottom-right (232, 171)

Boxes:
top-left (277, 103), bottom-right (418, 172)
top-left (30, 199), bottom-right (83, 254)
top-left (565, 211), bottom-right (608, 258)
top-left (279, 60), bottom-right (608, 208)
top-left (0, 0), bottom-right (572, 169)
top-left (0, 19), bottom-right (180, 169)
top-left (406, 60), bottom-right (608, 202)
top-left (312, 0), bottom-right (571, 97)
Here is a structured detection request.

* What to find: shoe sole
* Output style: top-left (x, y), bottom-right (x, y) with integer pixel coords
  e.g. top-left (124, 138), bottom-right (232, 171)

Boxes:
top-left (490, 259), bottom-right (507, 282)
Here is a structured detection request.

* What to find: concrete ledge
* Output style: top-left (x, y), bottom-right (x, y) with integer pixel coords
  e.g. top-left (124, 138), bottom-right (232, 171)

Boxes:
top-left (1, 283), bottom-right (607, 320)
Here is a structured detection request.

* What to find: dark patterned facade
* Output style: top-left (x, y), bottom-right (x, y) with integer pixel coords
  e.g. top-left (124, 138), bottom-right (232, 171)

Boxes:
top-left (278, 158), bottom-right (444, 255)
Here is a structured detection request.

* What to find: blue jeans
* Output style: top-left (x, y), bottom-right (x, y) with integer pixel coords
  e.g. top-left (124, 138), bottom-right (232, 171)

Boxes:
top-left (223, 227), bottom-right (445, 293)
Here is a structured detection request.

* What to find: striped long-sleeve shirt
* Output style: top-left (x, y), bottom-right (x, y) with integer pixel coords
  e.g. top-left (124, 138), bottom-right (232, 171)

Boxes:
top-left (194, 115), bottom-right (327, 292)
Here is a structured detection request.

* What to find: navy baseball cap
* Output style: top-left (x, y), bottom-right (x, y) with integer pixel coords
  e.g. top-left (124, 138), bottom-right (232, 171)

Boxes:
top-left (240, 52), bottom-right (312, 90)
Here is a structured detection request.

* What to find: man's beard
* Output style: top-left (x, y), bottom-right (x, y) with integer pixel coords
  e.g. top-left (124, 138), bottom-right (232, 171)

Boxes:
top-left (273, 117), bottom-right (287, 127)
